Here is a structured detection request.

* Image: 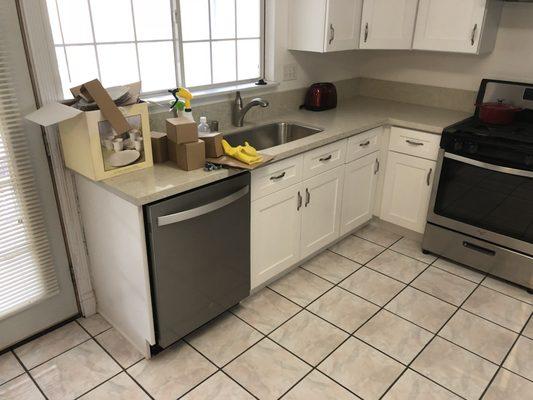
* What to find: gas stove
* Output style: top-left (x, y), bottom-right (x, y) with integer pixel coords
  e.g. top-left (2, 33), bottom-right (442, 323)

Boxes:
top-left (423, 79), bottom-right (533, 291)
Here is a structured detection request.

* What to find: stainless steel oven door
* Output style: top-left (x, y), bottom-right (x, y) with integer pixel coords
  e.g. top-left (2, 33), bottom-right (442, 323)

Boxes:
top-left (427, 150), bottom-right (533, 256)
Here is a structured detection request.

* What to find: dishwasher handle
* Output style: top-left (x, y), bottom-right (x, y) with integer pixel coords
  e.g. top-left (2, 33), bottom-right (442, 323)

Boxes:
top-left (157, 186), bottom-right (249, 227)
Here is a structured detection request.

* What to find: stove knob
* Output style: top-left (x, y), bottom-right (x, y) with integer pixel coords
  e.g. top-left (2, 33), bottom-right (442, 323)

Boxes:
top-left (453, 140), bottom-right (463, 151)
top-left (526, 155), bottom-right (533, 167)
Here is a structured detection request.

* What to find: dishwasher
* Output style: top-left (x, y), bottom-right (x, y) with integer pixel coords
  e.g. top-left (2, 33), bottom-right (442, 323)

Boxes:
top-left (145, 172), bottom-right (250, 348)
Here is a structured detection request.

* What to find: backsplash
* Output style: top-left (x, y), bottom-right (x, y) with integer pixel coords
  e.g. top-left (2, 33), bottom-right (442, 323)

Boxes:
top-left (148, 77), bottom-right (475, 132)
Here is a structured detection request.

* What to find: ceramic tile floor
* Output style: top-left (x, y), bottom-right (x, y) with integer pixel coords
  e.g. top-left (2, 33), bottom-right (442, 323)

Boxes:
top-left (1, 224), bottom-right (532, 400)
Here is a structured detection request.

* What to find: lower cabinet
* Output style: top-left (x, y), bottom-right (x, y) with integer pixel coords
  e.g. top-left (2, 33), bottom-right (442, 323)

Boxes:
top-left (340, 151), bottom-right (380, 235)
top-left (381, 151), bottom-right (436, 233)
top-left (300, 166), bottom-right (344, 259)
top-left (251, 185), bottom-right (302, 289)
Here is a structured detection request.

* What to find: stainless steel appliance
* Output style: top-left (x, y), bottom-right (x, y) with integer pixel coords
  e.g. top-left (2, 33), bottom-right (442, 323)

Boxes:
top-left (423, 79), bottom-right (533, 290)
top-left (145, 172), bottom-right (251, 348)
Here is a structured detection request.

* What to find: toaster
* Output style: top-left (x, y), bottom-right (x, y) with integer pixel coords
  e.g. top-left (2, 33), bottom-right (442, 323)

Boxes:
top-left (301, 83), bottom-right (337, 111)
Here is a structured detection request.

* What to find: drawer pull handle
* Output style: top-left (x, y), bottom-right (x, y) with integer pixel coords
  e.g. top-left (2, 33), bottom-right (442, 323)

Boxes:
top-left (374, 158), bottom-right (380, 175)
top-left (305, 188), bottom-right (311, 207)
top-left (359, 140), bottom-right (371, 147)
top-left (297, 191), bottom-right (302, 211)
top-left (270, 172), bottom-right (286, 181)
top-left (329, 24), bottom-right (335, 45)
top-left (426, 168), bottom-right (433, 186)
top-left (463, 241), bottom-right (496, 256)
top-left (406, 139), bottom-right (424, 146)
top-left (319, 155), bottom-right (332, 162)
top-left (471, 23), bottom-right (477, 46)
top-left (364, 23), bottom-right (369, 43)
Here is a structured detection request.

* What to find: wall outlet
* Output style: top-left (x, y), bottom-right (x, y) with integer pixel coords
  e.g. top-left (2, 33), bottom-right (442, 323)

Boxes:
top-left (283, 64), bottom-right (297, 81)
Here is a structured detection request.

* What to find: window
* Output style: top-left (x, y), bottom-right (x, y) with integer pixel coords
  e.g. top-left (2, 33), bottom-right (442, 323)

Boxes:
top-left (45, 0), bottom-right (263, 98)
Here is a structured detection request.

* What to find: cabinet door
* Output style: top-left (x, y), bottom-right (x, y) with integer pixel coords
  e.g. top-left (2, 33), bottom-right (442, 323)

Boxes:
top-left (251, 185), bottom-right (302, 289)
top-left (325, 0), bottom-right (363, 51)
top-left (300, 167), bottom-right (344, 259)
top-left (413, 0), bottom-right (487, 53)
top-left (359, 0), bottom-right (418, 49)
top-left (381, 152), bottom-right (436, 233)
top-left (341, 152), bottom-right (380, 235)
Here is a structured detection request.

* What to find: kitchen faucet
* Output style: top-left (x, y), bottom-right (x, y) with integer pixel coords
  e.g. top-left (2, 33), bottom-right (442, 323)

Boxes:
top-left (232, 91), bottom-right (269, 127)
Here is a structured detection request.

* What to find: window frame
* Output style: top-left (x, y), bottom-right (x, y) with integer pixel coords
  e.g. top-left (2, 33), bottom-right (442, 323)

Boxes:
top-left (173, 0), bottom-right (265, 93)
top-left (47, 0), bottom-right (265, 98)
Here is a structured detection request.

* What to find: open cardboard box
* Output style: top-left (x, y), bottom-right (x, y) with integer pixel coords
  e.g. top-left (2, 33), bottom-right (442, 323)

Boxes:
top-left (26, 80), bottom-right (153, 181)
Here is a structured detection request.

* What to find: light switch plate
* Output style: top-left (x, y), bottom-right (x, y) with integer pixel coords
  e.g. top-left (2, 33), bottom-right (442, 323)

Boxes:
top-left (283, 64), bottom-right (297, 81)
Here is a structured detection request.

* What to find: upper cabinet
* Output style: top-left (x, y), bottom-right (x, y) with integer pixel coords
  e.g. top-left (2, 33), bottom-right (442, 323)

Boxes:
top-left (359, 0), bottom-right (419, 50)
top-left (288, 0), bottom-right (502, 54)
top-left (413, 0), bottom-right (503, 54)
top-left (289, 0), bottom-right (363, 53)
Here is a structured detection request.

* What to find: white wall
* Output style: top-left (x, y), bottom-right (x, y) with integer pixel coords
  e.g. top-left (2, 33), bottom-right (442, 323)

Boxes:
top-left (354, 3), bottom-right (533, 91)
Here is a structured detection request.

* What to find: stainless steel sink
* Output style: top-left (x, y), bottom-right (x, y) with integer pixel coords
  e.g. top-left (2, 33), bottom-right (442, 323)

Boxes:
top-left (223, 122), bottom-right (324, 151)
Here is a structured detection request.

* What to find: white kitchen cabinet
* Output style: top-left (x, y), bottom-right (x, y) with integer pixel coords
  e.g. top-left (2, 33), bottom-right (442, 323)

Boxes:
top-left (341, 152), bottom-right (380, 235)
top-left (251, 184), bottom-right (302, 289)
top-left (289, 0), bottom-right (363, 52)
top-left (359, 0), bottom-right (419, 49)
top-left (301, 167), bottom-right (344, 259)
top-left (381, 151), bottom-right (436, 233)
top-left (413, 0), bottom-right (502, 54)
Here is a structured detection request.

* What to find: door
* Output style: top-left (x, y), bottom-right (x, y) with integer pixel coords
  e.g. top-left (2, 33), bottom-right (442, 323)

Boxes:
top-left (0, 0), bottom-right (78, 349)
top-left (413, 0), bottom-right (486, 53)
top-left (381, 152), bottom-right (436, 233)
top-left (359, 0), bottom-right (419, 49)
top-left (146, 174), bottom-right (250, 347)
top-left (325, 0), bottom-right (363, 51)
top-left (251, 184), bottom-right (302, 289)
top-left (341, 152), bottom-right (380, 235)
top-left (301, 167), bottom-right (344, 258)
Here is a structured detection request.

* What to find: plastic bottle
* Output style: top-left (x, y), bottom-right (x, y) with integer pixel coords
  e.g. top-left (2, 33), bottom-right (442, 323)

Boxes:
top-left (198, 116), bottom-right (210, 133)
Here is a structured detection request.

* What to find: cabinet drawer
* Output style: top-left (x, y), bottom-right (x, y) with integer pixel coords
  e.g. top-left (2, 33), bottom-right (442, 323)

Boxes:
top-left (389, 127), bottom-right (440, 161)
top-left (251, 154), bottom-right (303, 201)
top-left (303, 139), bottom-right (346, 179)
top-left (346, 127), bottom-right (382, 163)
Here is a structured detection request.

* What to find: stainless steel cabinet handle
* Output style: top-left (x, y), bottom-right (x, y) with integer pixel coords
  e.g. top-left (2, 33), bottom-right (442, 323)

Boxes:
top-left (329, 24), bottom-right (335, 44)
top-left (305, 188), bottom-right (311, 207)
top-left (319, 154), bottom-right (332, 162)
top-left (270, 172), bottom-right (286, 181)
top-left (374, 158), bottom-right (380, 175)
top-left (157, 186), bottom-right (249, 227)
top-left (360, 140), bottom-right (371, 147)
top-left (364, 23), bottom-right (369, 42)
top-left (471, 23), bottom-right (477, 46)
top-left (426, 168), bottom-right (433, 186)
top-left (297, 191), bottom-right (302, 210)
top-left (406, 139), bottom-right (424, 146)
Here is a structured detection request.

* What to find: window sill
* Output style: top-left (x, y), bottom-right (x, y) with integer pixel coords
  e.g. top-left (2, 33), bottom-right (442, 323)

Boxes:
top-left (144, 81), bottom-right (280, 113)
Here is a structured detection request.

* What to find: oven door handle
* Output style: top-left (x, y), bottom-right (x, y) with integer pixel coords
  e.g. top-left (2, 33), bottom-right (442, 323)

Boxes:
top-left (444, 152), bottom-right (533, 178)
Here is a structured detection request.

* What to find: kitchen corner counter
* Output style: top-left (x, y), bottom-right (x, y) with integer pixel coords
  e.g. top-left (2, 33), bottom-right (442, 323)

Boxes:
top-left (96, 96), bottom-right (470, 206)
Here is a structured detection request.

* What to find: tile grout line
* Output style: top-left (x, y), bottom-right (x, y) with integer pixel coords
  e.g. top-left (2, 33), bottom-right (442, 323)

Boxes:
top-left (10, 351), bottom-right (50, 400)
top-left (479, 312), bottom-right (533, 398)
top-left (378, 265), bottom-right (494, 400)
top-left (75, 319), bottom-right (156, 400)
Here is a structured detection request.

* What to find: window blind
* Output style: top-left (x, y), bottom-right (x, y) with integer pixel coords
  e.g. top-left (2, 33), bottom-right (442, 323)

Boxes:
top-left (0, 25), bottom-right (60, 319)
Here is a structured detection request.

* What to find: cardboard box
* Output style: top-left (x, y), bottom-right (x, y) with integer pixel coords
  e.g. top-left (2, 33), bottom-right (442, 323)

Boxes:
top-left (199, 132), bottom-right (224, 158)
top-left (151, 131), bottom-right (168, 164)
top-left (25, 79), bottom-right (153, 181)
top-left (80, 79), bottom-right (131, 134)
top-left (173, 140), bottom-right (205, 171)
top-left (166, 117), bottom-right (198, 144)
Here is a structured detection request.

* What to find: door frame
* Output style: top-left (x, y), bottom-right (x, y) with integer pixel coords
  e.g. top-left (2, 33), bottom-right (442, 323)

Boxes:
top-left (15, 0), bottom-right (96, 316)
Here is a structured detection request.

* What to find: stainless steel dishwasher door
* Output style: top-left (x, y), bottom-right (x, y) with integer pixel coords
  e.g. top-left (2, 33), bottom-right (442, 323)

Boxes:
top-left (145, 172), bottom-right (250, 348)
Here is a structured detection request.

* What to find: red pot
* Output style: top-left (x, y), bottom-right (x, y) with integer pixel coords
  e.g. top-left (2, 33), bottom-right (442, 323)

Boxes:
top-left (477, 100), bottom-right (522, 125)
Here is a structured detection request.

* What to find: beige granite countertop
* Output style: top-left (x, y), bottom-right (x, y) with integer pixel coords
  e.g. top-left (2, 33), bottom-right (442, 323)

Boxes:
top-left (97, 96), bottom-right (470, 206)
